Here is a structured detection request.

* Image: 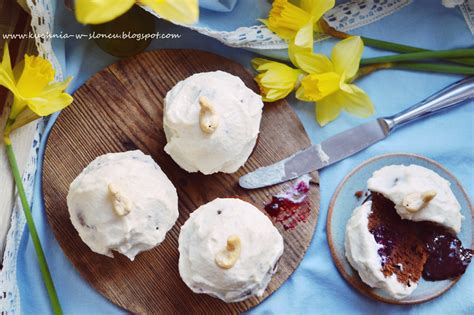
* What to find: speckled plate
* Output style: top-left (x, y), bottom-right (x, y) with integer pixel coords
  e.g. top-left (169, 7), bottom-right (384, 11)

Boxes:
top-left (327, 153), bottom-right (473, 304)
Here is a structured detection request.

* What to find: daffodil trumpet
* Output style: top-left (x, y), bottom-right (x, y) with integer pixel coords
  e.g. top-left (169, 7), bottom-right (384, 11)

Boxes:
top-left (1, 43), bottom-right (72, 315)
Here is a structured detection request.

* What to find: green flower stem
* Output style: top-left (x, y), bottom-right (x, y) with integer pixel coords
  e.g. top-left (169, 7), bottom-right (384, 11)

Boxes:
top-left (360, 49), bottom-right (474, 65)
top-left (360, 37), bottom-right (474, 65)
top-left (319, 20), bottom-right (474, 66)
top-left (358, 62), bottom-right (474, 76)
top-left (4, 136), bottom-right (63, 315)
top-left (387, 62), bottom-right (474, 75)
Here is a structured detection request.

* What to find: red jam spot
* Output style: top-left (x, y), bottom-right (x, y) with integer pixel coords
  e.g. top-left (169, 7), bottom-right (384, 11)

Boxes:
top-left (422, 230), bottom-right (473, 281)
top-left (264, 176), bottom-right (311, 230)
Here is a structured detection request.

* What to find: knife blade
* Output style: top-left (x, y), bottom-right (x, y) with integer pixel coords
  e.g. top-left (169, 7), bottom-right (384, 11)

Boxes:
top-left (239, 77), bottom-right (474, 189)
top-left (239, 119), bottom-right (389, 189)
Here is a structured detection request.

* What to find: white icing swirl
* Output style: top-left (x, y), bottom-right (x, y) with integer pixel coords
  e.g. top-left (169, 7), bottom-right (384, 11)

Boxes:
top-left (178, 198), bottom-right (284, 302)
top-left (367, 164), bottom-right (463, 233)
top-left (163, 71), bottom-right (263, 175)
top-left (67, 150), bottom-right (178, 260)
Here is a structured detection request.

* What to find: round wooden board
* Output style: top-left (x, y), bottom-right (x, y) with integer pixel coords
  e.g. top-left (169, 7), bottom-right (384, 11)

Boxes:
top-left (43, 50), bottom-right (320, 314)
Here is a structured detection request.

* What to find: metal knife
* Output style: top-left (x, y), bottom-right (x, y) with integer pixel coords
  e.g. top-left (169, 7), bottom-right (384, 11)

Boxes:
top-left (239, 77), bottom-right (474, 189)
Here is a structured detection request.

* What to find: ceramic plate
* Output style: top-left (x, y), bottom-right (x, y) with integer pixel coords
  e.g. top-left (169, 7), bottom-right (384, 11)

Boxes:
top-left (327, 153), bottom-right (473, 304)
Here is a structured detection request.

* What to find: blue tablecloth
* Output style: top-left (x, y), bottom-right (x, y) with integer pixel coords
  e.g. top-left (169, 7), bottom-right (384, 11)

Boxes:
top-left (17, 0), bottom-right (474, 314)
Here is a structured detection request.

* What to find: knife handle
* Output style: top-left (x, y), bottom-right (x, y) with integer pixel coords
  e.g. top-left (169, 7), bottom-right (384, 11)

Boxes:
top-left (384, 77), bottom-right (474, 131)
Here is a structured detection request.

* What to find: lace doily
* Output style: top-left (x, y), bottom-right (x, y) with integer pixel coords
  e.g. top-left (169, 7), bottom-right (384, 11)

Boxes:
top-left (143, 0), bottom-right (412, 49)
top-left (460, 0), bottom-right (474, 35)
top-left (0, 124), bottom-right (42, 314)
top-left (0, 0), bottom-right (61, 312)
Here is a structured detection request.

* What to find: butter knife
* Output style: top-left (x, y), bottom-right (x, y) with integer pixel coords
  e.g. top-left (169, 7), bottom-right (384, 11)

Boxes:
top-left (239, 77), bottom-right (474, 189)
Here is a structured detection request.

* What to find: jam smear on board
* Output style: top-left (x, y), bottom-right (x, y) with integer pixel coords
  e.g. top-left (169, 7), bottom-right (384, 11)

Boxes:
top-left (264, 176), bottom-right (311, 230)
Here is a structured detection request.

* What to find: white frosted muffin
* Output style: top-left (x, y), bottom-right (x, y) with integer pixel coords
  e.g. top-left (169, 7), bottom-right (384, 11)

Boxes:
top-left (67, 150), bottom-right (178, 261)
top-left (163, 71), bottom-right (264, 175)
top-left (178, 198), bottom-right (284, 302)
top-left (367, 164), bottom-right (463, 233)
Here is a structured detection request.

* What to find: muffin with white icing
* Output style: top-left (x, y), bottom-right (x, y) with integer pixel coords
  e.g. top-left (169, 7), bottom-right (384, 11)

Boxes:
top-left (163, 71), bottom-right (264, 175)
top-left (345, 164), bottom-right (471, 300)
top-left (367, 164), bottom-right (463, 233)
top-left (67, 150), bottom-right (178, 261)
top-left (178, 198), bottom-right (284, 302)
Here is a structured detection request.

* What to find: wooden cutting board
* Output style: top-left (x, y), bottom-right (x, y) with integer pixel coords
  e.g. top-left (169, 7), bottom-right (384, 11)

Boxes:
top-left (43, 50), bottom-right (320, 314)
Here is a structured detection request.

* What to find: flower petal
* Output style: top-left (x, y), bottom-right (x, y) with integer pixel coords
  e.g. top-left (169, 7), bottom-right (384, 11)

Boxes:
top-left (1, 43), bottom-right (14, 80)
top-left (301, 0), bottom-right (335, 21)
top-left (251, 58), bottom-right (272, 70)
top-left (294, 19), bottom-right (314, 48)
top-left (315, 91), bottom-right (342, 126)
top-left (339, 84), bottom-right (375, 118)
top-left (141, 0), bottom-right (199, 24)
top-left (75, 0), bottom-right (135, 24)
top-left (289, 42), bottom-right (333, 74)
top-left (25, 77), bottom-right (73, 116)
top-left (39, 77), bottom-right (73, 97)
top-left (0, 43), bottom-right (17, 93)
top-left (331, 36), bottom-right (363, 80)
top-left (26, 93), bottom-right (73, 116)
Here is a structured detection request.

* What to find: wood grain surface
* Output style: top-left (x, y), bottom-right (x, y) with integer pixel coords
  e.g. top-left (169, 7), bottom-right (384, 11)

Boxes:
top-left (43, 50), bottom-right (320, 314)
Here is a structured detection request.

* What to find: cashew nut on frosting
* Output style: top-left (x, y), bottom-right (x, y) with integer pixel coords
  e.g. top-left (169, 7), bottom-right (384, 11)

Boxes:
top-left (108, 183), bottom-right (132, 216)
top-left (199, 96), bottom-right (220, 134)
top-left (215, 235), bottom-right (241, 269)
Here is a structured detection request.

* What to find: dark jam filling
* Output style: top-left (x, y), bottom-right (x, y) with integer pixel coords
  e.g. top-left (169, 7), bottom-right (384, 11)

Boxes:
top-left (370, 226), bottom-right (396, 266)
top-left (264, 178), bottom-right (310, 230)
top-left (368, 192), bottom-right (473, 281)
top-left (422, 230), bottom-right (473, 281)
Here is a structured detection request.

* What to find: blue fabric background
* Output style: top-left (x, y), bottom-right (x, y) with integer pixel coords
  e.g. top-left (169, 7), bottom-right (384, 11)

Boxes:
top-left (17, 0), bottom-right (474, 314)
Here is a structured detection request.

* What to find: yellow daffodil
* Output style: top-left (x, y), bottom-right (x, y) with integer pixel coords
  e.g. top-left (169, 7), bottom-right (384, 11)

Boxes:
top-left (0, 43), bottom-right (73, 134)
top-left (295, 36), bottom-right (374, 126)
top-left (252, 58), bottom-right (303, 102)
top-left (262, 0), bottom-right (335, 48)
top-left (75, 0), bottom-right (199, 25)
top-left (1, 45), bottom-right (70, 314)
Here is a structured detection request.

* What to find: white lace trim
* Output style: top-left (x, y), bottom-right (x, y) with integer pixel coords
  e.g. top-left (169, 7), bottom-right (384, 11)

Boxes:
top-left (27, 0), bottom-right (63, 79)
top-left (0, 124), bottom-right (42, 314)
top-left (460, 1), bottom-right (474, 35)
top-left (0, 0), bottom-right (61, 312)
top-left (143, 0), bottom-right (412, 49)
